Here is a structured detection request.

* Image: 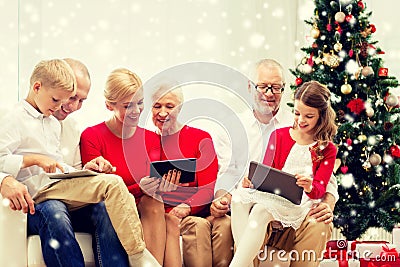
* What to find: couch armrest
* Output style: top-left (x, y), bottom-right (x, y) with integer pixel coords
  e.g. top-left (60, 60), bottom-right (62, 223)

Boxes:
top-left (0, 194), bottom-right (27, 267)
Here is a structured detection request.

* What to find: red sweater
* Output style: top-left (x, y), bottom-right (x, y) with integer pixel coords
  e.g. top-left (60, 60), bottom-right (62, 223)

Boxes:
top-left (263, 127), bottom-right (337, 199)
top-left (80, 122), bottom-right (161, 202)
top-left (160, 125), bottom-right (218, 216)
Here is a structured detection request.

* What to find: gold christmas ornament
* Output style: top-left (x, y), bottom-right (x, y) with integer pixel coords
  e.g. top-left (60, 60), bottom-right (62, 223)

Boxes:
top-left (361, 66), bottom-right (374, 77)
top-left (354, 67), bottom-right (363, 80)
top-left (360, 26), bottom-right (372, 38)
top-left (322, 50), bottom-right (340, 68)
top-left (311, 25), bottom-right (320, 39)
top-left (358, 134), bottom-right (367, 142)
top-left (365, 107), bottom-right (374, 117)
top-left (334, 42), bottom-right (343, 52)
top-left (369, 153), bottom-right (382, 166)
top-left (341, 83), bottom-right (352, 95)
top-left (335, 12), bottom-right (346, 23)
top-left (385, 94), bottom-right (399, 107)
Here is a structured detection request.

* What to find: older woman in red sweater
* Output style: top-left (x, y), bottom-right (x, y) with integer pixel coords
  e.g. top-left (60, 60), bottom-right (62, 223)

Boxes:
top-left (151, 82), bottom-right (218, 267)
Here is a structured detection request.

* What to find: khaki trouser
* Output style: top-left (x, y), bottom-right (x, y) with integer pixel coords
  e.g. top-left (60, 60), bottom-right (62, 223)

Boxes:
top-left (181, 215), bottom-right (233, 267)
top-left (33, 174), bottom-right (145, 255)
top-left (256, 214), bottom-right (333, 267)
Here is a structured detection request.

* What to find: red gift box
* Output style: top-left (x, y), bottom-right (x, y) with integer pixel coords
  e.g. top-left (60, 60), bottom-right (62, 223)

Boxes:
top-left (324, 240), bottom-right (350, 259)
top-left (359, 258), bottom-right (400, 267)
top-left (324, 240), bottom-right (353, 267)
top-left (358, 243), bottom-right (400, 267)
top-left (380, 244), bottom-right (399, 259)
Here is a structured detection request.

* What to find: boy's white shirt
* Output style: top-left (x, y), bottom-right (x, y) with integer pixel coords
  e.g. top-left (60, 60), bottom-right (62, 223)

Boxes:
top-left (0, 100), bottom-right (75, 197)
top-left (0, 172), bottom-right (9, 188)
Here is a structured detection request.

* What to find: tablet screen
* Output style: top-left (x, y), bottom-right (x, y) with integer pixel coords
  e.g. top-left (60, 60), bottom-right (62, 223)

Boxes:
top-left (249, 161), bottom-right (303, 205)
top-left (150, 158), bottom-right (197, 183)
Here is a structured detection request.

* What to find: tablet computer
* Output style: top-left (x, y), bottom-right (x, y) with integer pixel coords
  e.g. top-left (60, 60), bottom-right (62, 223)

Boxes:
top-left (248, 161), bottom-right (303, 205)
top-left (47, 169), bottom-right (98, 179)
top-left (150, 158), bottom-right (197, 183)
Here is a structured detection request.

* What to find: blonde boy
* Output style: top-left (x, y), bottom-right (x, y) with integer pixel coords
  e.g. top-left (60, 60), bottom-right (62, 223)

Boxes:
top-left (0, 59), bottom-right (159, 267)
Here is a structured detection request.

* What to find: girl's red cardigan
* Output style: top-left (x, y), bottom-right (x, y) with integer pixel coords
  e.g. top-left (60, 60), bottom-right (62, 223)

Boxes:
top-left (263, 127), bottom-right (337, 199)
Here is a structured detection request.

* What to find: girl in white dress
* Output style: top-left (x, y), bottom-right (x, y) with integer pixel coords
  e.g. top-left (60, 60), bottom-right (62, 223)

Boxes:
top-left (230, 81), bottom-right (338, 267)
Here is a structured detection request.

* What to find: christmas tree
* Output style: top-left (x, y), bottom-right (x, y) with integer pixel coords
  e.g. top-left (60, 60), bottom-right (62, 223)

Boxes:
top-left (289, 0), bottom-right (400, 240)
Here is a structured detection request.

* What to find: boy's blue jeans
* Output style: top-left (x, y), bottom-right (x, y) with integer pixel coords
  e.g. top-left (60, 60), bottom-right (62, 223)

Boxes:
top-left (28, 200), bottom-right (129, 267)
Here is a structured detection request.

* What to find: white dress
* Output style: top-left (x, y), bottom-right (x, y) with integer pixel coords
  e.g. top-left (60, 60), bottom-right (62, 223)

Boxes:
top-left (233, 142), bottom-right (319, 230)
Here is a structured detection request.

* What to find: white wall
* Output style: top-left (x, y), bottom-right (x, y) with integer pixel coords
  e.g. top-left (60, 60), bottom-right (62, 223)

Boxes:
top-left (15, 0), bottom-right (300, 130)
top-left (0, 0), bottom-right (18, 112)
top-left (367, 0), bottom-right (400, 95)
top-left (1, 0), bottom-right (399, 130)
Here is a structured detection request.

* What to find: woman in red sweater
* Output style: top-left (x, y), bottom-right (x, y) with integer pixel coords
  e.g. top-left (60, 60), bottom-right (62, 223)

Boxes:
top-left (151, 83), bottom-right (218, 267)
top-left (230, 81), bottom-right (338, 266)
top-left (80, 68), bottom-right (178, 266)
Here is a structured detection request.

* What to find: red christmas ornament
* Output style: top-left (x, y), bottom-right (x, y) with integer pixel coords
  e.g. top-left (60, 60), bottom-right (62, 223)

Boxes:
top-left (370, 24), bottom-right (376, 33)
top-left (349, 49), bottom-right (354, 57)
top-left (383, 91), bottom-right (389, 99)
top-left (345, 14), bottom-right (353, 22)
top-left (295, 77), bottom-right (303, 86)
top-left (327, 24), bottom-right (332, 32)
top-left (358, 1), bottom-right (365, 10)
top-left (390, 145), bottom-right (400, 158)
top-left (378, 68), bottom-right (388, 77)
top-left (346, 138), bottom-right (352, 146)
top-left (340, 166), bottom-right (349, 174)
top-left (347, 98), bottom-right (365, 115)
top-left (307, 52), bottom-right (314, 67)
top-left (335, 22), bottom-right (342, 34)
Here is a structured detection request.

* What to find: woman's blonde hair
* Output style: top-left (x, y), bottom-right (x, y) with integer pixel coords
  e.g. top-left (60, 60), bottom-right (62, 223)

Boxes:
top-left (294, 81), bottom-right (337, 146)
top-left (30, 59), bottom-right (76, 93)
top-left (104, 68), bottom-right (142, 103)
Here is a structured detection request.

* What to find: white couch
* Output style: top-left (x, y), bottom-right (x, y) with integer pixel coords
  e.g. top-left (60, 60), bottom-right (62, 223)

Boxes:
top-left (0, 195), bottom-right (95, 267)
top-left (1, 191), bottom-right (288, 267)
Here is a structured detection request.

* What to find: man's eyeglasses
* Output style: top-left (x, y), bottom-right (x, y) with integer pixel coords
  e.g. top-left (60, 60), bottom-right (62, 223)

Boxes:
top-left (250, 81), bottom-right (285, 94)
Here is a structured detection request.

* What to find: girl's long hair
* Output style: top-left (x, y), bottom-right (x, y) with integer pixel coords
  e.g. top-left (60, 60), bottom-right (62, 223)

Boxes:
top-left (294, 81), bottom-right (337, 147)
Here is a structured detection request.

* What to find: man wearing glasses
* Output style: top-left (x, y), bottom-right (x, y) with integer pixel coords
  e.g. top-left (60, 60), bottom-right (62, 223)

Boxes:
top-left (208, 59), bottom-right (338, 267)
